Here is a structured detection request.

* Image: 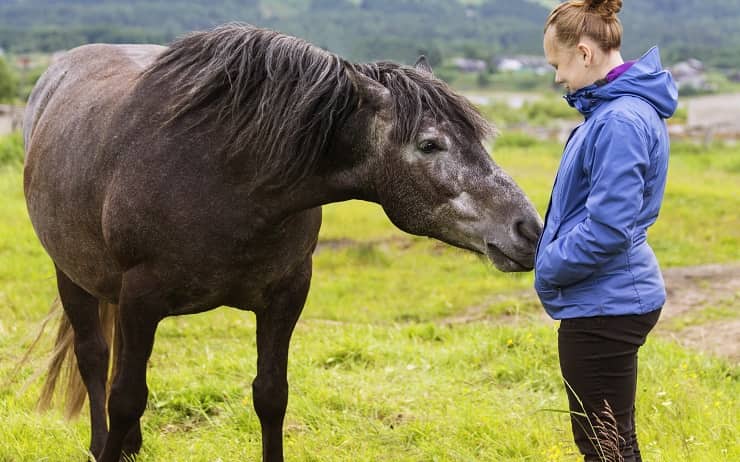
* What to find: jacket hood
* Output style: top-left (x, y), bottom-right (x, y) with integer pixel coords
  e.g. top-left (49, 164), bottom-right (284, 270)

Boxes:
top-left (565, 47), bottom-right (678, 118)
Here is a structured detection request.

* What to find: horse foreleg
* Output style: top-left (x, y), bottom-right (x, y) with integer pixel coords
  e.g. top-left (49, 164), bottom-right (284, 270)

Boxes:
top-left (55, 268), bottom-right (110, 459)
top-left (252, 261), bottom-right (312, 462)
top-left (99, 266), bottom-right (164, 462)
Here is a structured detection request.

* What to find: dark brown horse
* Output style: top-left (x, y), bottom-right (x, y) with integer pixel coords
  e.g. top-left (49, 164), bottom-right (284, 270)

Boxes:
top-left (22, 24), bottom-right (541, 462)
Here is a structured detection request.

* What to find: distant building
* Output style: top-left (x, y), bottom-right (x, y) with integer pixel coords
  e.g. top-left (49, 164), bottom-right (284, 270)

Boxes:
top-left (494, 55), bottom-right (550, 75)
top-left (669, 59), bottom-right (713, 92)
top-left (452, 58), bottom-right (487, 73)
top-left (496, 58), bottom-right (523, 72)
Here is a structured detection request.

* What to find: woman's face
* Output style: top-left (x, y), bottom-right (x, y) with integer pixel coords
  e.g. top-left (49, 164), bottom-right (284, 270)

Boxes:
top-left (543, 26), bottom-right (592, 94)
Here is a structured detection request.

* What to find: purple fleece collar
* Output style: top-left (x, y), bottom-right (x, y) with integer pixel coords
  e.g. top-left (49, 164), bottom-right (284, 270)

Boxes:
top-left (606, 60), bottom-right (636, 82)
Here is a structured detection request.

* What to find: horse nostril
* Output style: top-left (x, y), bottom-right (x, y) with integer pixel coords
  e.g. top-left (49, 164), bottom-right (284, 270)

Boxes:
top-left (515, 217), bottom-right (542, 246)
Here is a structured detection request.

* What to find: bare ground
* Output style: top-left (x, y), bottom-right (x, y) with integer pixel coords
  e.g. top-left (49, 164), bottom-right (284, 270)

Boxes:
top-left (442, 263), bottom-right (740, 364)
top-left (659, 264), bottom-right (740, 363)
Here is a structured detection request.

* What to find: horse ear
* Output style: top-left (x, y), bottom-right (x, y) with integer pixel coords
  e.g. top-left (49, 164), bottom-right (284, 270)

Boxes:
top-left (414, 55), bottom-right (433, 75)
top-left (346, 66), bottom-right (391, 113)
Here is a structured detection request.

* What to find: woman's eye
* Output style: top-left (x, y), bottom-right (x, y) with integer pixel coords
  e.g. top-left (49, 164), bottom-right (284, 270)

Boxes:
top-left (418, 140), bottom-right (441, 154)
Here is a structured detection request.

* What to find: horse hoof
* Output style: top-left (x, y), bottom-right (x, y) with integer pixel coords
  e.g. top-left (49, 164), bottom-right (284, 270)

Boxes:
top-left (120, 445), bottom-right (141, 461)
top-left (120, 423), bottom-right (142, 459)
top-left (88, 446), bottom-right (103, 462)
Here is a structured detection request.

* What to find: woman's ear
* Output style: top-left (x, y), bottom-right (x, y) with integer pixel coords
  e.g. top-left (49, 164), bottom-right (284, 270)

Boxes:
top-left (576, 42), bottom-right (594, 67)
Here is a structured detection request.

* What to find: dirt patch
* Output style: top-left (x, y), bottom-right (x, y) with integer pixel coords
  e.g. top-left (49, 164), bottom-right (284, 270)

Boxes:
top-left (660, 264), bottom-right (740, 319)
top-left (658, 264), bottom-right (740, 363)
top-left (442, 263), bottom-right (740, 363)
top-left (440, 291), bottom-right (542, 327)
top-left (662, 319), bottom-right (740, 363)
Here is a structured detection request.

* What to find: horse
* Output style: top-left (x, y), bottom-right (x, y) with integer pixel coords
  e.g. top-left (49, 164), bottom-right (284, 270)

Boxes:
top-left (22, 24), bottom-right (542, 462)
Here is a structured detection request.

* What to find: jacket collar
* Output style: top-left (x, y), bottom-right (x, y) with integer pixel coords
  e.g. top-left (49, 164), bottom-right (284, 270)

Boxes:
top-left (564, 47), bottom-right (668, 117)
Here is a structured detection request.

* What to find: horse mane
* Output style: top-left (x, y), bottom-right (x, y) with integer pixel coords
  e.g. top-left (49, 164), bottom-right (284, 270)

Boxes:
top-left (143, 24), bottom-right (492, 192)
top-left (353, 61), bottom-right (493, 145)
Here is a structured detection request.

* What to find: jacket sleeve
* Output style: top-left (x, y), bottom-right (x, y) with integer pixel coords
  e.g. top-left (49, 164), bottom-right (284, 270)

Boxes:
top-left (537, 118), bottom-right (650, 288)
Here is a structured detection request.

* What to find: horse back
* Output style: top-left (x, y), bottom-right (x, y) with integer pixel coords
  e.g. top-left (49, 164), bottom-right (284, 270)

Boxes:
top-left (24, 44), bottom-right (165, 153)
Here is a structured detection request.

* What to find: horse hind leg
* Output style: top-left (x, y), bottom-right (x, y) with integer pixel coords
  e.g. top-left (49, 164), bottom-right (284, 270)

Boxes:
top-left (99, 265), bottom-right (164, 462)
top-left (53, 267), bottom-right (112, 459)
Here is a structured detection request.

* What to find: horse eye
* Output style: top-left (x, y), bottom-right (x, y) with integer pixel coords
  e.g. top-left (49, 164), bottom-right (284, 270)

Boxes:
top-left (418, 140), bottom-right (441, 154)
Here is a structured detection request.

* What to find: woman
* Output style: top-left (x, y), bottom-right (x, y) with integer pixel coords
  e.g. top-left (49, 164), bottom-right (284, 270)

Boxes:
top-left (535, 0), bottom-right (678, 460)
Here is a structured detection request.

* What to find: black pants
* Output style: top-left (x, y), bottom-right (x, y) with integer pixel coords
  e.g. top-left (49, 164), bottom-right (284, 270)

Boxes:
top-left (558, 309), bottom-right (661, 462)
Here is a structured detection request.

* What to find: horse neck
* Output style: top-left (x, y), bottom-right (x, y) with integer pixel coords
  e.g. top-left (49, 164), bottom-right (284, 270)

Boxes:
top-left (269, 169), bottom-right (375, 218)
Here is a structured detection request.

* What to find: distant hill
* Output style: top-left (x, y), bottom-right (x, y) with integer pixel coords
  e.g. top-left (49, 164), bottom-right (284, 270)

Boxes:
top-left (1, 0), bottom-right (738, 67)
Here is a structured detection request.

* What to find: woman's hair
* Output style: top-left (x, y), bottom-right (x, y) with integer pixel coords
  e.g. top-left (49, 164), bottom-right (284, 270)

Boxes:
top-left (544, 0), bottom-right (623, 51)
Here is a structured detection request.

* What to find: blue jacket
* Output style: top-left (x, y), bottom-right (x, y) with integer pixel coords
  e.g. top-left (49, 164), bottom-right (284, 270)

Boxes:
top-left (534, 47), bottom-right (678, 320)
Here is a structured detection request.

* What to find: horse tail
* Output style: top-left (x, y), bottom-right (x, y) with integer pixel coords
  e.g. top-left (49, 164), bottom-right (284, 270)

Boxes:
top-left (33, 300), bottom-right (119, 419)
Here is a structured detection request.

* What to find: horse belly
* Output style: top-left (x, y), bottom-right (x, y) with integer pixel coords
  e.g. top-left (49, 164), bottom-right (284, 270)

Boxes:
top-left (213, 209), bottom-right (323, 312)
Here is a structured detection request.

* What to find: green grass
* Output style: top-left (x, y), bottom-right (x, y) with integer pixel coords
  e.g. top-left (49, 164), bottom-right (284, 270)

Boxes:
top-left (1, 132), bottom-right (738, 461)
top-left (479, 96), bottom-right (581, 130)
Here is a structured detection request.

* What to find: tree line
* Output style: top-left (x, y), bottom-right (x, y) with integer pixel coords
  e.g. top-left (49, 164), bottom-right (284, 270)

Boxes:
top-left (1, 0), bottom-right (739, 101)
top-left (1, 0), bottom-right (738, 67)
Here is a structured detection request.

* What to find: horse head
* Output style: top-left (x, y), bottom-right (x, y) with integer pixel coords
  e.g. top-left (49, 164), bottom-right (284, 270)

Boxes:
top-left (342, 57), bottom-right (542, 271)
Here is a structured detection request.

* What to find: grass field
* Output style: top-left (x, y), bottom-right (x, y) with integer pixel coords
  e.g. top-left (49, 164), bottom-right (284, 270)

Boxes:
top-left (0, 133), bottom-right (738, 461)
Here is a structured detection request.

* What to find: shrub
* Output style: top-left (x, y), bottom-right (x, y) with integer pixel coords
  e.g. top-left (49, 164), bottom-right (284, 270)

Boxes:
top-left (0, 131), bottom-right (24, 166)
